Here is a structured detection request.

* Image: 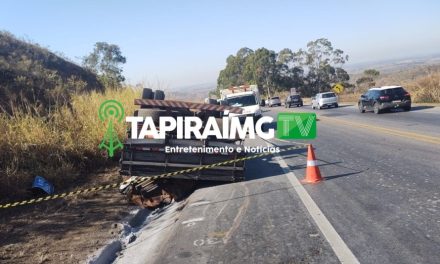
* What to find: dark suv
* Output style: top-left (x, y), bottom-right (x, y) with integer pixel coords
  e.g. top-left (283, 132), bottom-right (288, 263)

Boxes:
top-left (358, 86), bottom-right (411, 114)
top-left (285, 95), bottom-right (303, 108)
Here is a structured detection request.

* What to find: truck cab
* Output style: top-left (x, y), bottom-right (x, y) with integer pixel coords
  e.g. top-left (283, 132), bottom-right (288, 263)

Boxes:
top-left (221, 85), bottom-right (262, 121)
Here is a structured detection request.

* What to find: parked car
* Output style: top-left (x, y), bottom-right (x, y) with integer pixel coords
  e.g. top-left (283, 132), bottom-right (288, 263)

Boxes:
top-left (312, 92), bottom-right (338, 109)
top-left (267, 96), bottom-right (281, 107)
top-left (285, 95), bottom-right (303, 108)
top-left (358, 86), bottom-right (411, 114)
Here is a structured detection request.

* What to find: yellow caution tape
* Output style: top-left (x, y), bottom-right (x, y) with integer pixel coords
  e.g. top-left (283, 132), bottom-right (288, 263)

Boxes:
top-left (0, 144), bottom-right (307, 209)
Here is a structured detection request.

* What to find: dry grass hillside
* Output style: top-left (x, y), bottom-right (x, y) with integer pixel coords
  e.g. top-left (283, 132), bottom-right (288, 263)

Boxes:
top-left (0, 31), bottom-right (103, 113)
top-left (341, 64), bottom-right (440, 103)
top-left (0, 88), bottom-right (138, 201)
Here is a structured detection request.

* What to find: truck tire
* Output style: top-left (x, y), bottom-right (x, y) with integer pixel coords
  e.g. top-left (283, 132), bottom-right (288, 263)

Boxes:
top-left (142, 88), bottom-right (154, 99)
top-left (154, 90), bottom-right (165, 100)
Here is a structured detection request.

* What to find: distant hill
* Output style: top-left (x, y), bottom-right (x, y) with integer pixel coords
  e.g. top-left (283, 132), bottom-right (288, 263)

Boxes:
top-left (346, 54), bottom-right (440, 75)
top-left (168, 82), bottom-right (216, 101)
top-left (0, 31), bottom-right (103, 112)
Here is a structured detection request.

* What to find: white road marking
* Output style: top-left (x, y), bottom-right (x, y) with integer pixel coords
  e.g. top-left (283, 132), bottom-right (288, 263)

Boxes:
top-left (181, 217), bottom-right (205, 225)
top-left (266, 142), bottom-right (360, 264)
top-left (193, 237), bottom-right (223, 247)
top-left (189, 201), bottom-right (210, 207)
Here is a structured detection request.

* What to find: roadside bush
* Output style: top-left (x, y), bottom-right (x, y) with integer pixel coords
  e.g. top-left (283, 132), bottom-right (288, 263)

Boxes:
top-left (0, 88), bottom-right (138, 200)
top-left (405, 71), bottom-right (440, 103)
top-left (338, 70), bottom-right (440, 103)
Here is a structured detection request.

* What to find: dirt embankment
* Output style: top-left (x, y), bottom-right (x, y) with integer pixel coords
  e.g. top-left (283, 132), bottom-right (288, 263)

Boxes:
top-left (0, 168), bottom-right (134, 264)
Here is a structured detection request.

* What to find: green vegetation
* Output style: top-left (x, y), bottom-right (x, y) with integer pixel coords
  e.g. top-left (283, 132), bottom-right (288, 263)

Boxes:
top-left (0, 32), bottom-right (131, 200)
top-left (355, 69), bottom-right (381, 91)
top-left (218, 38), bottom-right (440, 103)
top-left (0, 88), bottom-right (138, 200)
top-left (0, 31), bottom-right (104, 113)
top-left (217, 38), bottom-right (350, 96)
top-left (83, 42), bottom-right (127, 89)
top-left (0, 31), bottom-right (439, 202)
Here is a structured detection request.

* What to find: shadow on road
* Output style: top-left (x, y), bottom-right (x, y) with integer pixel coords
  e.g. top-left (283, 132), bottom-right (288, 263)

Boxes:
top-left (366, 105), bottom-right (435, 115)
top-left (286, 161), bottom-right (343, 170)
top-left (408, 105), bottom-right (435, 111)
top-left (324, 171), bottom-right (363, 181)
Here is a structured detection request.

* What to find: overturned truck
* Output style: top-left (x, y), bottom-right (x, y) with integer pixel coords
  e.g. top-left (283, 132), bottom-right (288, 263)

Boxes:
top-left (120, 88), bottom-right (246, 208)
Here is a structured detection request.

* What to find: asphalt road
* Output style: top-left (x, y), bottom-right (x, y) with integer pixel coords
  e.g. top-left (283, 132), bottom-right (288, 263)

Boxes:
top-left (146, 104), bottom-right (440, 264)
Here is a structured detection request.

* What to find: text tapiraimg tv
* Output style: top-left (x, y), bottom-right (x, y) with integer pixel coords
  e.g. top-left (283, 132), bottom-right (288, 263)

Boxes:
top-left (126, 116), bottom-right (275, 140)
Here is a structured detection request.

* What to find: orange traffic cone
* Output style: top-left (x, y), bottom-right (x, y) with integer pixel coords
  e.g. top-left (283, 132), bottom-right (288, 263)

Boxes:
top-left (301, 144), bottom-right (323, 184)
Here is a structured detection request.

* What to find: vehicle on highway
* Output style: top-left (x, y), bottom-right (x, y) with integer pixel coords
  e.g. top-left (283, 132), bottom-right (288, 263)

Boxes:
top-left (285, 95), bottom-right (303, 108)
top-left (311, 92), bottom-right (338, 109)
top-left (220, 85), bottom-right (262, 121)
top-left (267, 96), bottom-right (281, 107)
top-left (358, 86), bottom-right (411, 114)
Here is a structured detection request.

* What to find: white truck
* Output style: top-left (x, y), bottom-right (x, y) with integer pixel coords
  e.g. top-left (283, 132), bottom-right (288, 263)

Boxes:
top-left (220, 85), bottom-right (262, 121)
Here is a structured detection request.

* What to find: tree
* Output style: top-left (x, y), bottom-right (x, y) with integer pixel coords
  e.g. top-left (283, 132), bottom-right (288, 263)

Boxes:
top-left (216, 38), bottom-right (350, 97)
top-left (217, 48), bottom-right (255, 90)
top-left (356, 68), bottom-right (380, 91)
top-left (83, 42), bottom-right (126, 88)
top-left (297, 38), bottom-right (349, 95)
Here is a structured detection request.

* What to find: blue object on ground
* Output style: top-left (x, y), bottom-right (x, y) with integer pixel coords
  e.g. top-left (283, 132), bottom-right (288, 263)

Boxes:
top-left (32, 176), bottom-right (55, 195)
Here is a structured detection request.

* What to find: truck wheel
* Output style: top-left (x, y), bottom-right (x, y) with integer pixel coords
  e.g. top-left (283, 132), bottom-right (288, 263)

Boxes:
top-left (142, 88), bottom-right (154, 99)
top-left (154, 90), bottom-right (165, 100)
top-left (334, 103), bottom-right (339, 108)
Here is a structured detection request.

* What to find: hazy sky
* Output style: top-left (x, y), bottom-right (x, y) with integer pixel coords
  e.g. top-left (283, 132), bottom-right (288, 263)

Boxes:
top-left (1, 0), bottom-right (440, 88)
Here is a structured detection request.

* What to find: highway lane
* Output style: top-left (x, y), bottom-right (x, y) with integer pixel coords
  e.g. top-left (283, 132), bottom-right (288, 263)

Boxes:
top-left (144, 105), bottom-right (439, 264)
top-left (266, 104), bottom-right (440, 263)
top-left (279, 103), bottom-right (440, 139)
top-left (152, 137), bottom-right (341, 264)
